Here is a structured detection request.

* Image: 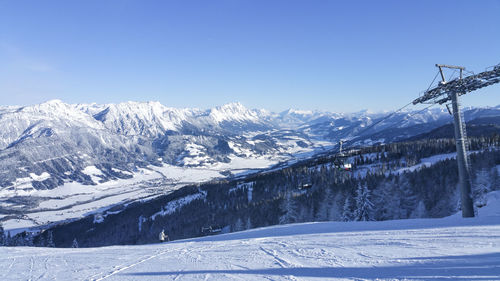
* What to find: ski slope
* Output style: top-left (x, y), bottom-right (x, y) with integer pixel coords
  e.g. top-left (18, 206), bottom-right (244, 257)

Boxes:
top-left (1, 191), bottom-right (500, 281)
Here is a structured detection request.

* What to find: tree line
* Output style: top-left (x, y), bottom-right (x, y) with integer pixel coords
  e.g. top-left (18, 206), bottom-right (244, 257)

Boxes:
top-left (2, 134), bottom-right (500, 247)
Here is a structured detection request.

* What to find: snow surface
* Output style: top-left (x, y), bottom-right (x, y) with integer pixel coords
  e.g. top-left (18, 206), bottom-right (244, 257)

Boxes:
top-left (150, 191), bottom-right (207, 221)
top-left (0, 165), bottom-right (226, 234)
top-left (395, 151), bottom-right (479, 174)
top-left (1, 191), bottom-right (499, 281)
top-left (29, 172), bottom-right (51, 181)
top-left (2, 152), bottom-right (305, 233)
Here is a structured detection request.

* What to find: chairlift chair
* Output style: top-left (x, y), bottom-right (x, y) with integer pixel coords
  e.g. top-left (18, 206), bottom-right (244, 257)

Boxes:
top-left (298, 183), bottom-right (313, 190)
top-left (334, 140), bottom-right (352, 171)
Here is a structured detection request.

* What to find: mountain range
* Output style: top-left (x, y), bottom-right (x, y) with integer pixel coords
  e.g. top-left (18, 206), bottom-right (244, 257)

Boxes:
top-left (1, 99), bottom-right (499, 232)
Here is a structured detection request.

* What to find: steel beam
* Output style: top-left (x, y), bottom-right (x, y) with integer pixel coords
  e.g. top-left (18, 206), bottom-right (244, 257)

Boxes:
top-left (450, 91), bottom-right (475, 217)
top-left (436, 64), bottom-right (465, 70)
top-left (413, 65), bottom-right (500, 105)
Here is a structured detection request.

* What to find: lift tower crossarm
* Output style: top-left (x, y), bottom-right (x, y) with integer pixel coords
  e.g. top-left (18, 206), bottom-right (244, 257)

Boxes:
top-left (413, 64), bottom-right (500, 105)
top-left (435, 64), bottom-right (465, 70)
top-left (436, 64), bottom-right (464, 85)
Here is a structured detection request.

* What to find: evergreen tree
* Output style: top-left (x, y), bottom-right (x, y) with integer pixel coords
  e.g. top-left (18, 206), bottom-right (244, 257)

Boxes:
top-left (46, 231), bottom-right (55, 247)
top-left (341, 196), bottom-right (353, 222)
top-left (245, 217), bottom-right (252, 230)
top-left (389, 178), bottom-right (403, 219)
top-left (410, 200), bottom-right (427, 218)
top-left (233, 218), bottom-right (244, 232)
top-left (10, 233), bottom-right (22, 246)
top-left (399, 177), bottom-right (417, 219)
top-left (6, 231), bottom-right (11, 246)
top-left (473, 169), bottom-right (491, 207)
top-left (72, 238), bottom-right (79, 248)
top-left (354, 184), bottom-right (374, 221)
top-left (37, 234), bottom-right (46, 247)
top-left (279, 190), bottom-right (298, 224)
top-left (491, 167), bottom-right (500, 191)
top-left (0, 224), bottom-right (4, 246)
top-left (317, 188), bottom-right (337, 221)
top-left (329, 193), bottom-right (343, 221)
top-left (298, 204), bottom-right (313, 223)
top-left (24, 231), bottom-right (34, 247)
top-left (372, 180), bottom-right (396, 220)
top-left (316, 189), bottom-right (330, 221)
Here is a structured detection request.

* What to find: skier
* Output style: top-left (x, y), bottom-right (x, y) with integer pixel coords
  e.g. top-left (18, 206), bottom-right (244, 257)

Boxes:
top-left (159, 229), bottom-right (169, 242)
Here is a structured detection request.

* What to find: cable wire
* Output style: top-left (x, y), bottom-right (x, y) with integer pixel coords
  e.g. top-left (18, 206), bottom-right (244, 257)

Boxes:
top-left (330, 67), bottom-right (464, 158)
top-left (354, 101), bottom-right (414, 138)
top-left (336, 103), bottom-right (437, 157)
top-left (448, 69), bottom-right (457, 81)
top-left (367, 103), bottom-right (436, 135)
top-left (426, 71), bottom-right (440, 92)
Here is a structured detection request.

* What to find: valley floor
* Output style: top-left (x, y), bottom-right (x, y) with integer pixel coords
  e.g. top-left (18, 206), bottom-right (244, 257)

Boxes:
top-left (1, 192), bottom-right (500, 281)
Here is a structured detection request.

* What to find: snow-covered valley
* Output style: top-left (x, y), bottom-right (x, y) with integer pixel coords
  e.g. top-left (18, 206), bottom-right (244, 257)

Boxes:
top-left (0, 164), bottom-right (224, 233)
top-left (0, 149), bottom-right (333, 233)
top-left (1, 100), bottom-right (500, 236)
top-left (0, 100), bottom-right (340, 232)
top-left (1, 191), bottom-right (499, 281)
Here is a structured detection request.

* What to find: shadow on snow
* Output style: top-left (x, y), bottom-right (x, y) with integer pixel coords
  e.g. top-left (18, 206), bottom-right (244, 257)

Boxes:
top-left (122, 253), bottom-right (500, 280)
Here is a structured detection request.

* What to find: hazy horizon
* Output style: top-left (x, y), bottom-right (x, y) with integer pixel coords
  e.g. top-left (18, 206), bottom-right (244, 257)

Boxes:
top-left (1, 0), bottom-right (499, 112)
top-left (5, 98), bottom-right (500, 117)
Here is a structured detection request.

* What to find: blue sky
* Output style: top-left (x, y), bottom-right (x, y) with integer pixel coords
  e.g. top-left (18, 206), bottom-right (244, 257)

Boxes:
top-left (0, 0), bottom-right (499, 112)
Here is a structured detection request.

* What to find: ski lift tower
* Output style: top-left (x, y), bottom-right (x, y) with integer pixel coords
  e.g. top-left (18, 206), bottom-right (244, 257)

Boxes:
top-left (413, 63), bottom-right (500, 218)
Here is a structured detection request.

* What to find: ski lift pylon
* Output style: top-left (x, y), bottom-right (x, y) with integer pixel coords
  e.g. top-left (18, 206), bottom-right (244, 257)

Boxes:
top-left (334, 140), bottom-right (352, 171)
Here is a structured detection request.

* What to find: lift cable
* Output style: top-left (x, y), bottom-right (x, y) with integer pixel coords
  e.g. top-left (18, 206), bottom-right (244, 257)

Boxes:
top-left (350, 69), bottom-right (450, 144)
top-left (328, 101), bottom-right (439, 170)
top-left (426, 71), bottom-right (440, 92)
top-left (328, 62), bottom-right (500, 166)
top-left (354, 101), bottom-right (414, 139)
top-left (365, 103), bottom-right (437, 137)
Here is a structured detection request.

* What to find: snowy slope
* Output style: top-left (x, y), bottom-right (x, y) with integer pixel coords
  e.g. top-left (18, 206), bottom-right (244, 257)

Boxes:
top-left (0, 191), bottom-right (499, 280)
top-left (92, 101), bottom-right (194, 137)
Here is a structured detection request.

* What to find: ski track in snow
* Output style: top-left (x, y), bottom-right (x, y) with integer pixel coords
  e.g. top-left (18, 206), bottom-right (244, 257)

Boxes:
top-left (0, 222), bottom-right (498, 280)
top-left (1, 192), bottom-right (500, 280)
top-left (89, 249), bottom-right (171, 281)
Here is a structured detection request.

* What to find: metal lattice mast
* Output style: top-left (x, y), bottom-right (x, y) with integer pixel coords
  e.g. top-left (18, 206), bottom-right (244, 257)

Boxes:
top-left (449, 84), bottom-right (474, 218)
top-left (413, 63), bottom-right (500, 218)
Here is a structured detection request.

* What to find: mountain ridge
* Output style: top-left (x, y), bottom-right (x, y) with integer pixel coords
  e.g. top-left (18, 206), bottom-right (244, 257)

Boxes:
top-left (1, 99), bottom-right (500, 232)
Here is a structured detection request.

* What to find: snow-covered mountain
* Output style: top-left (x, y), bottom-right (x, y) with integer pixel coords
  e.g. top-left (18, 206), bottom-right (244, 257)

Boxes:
top-left (1, 100), bottom-right (500, 231)
top-left (92, 101), bottom-right (191, 137)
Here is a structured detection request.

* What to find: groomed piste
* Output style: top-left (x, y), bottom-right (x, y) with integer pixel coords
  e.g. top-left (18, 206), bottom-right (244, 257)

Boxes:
top-left (0, 191), bottom-right (499, 280)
